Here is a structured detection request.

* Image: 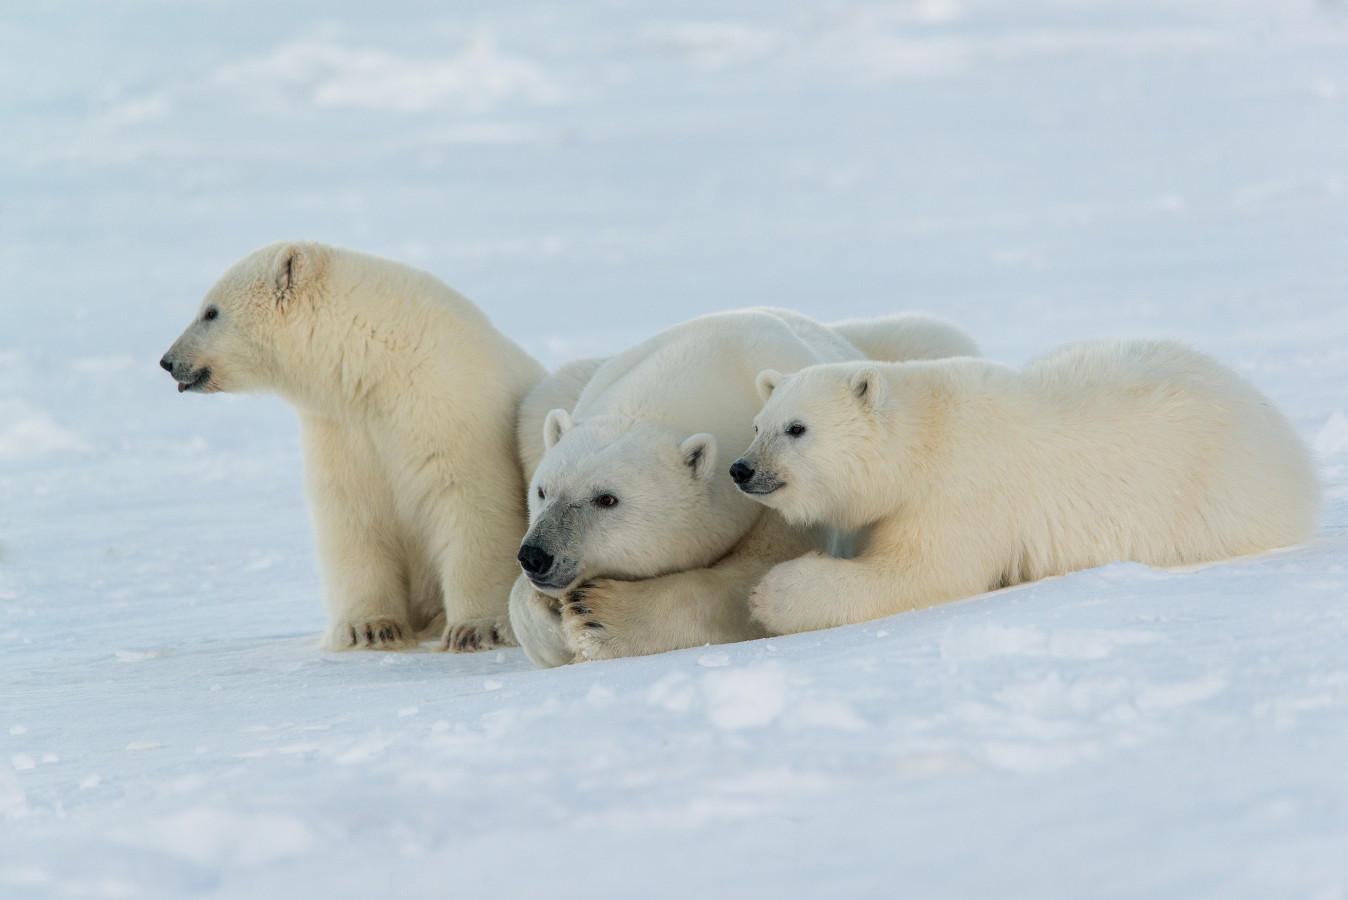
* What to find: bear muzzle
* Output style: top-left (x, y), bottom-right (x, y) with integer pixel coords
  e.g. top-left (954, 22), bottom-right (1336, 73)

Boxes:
top-left (730, 456), bottom-right (785, 496)
top-left (160, 353), bottom-right (213, 393)
top-left (517, 542), bottom-right (581, 593)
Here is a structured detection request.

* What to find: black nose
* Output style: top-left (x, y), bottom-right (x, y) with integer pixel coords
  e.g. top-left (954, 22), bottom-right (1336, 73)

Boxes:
top-left (729, 460), bottom-right (755, 485)
top-left (517, 543), bottom-right (555, 576)
top-left (159, 356), bottom-right (174, 373)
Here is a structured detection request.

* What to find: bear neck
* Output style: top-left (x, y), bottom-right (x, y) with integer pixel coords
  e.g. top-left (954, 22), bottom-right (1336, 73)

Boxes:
top-left (869, 358), bottom-right (1023, 523)
top-left (271, 291), bottom-right (459, 421)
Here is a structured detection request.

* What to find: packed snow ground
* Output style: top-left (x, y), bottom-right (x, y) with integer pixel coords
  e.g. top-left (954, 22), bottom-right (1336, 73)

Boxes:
top-left (3, 1), bottom-right (1347, 897)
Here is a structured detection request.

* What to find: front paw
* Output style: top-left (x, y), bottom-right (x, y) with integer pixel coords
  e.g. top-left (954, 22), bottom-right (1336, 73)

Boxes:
top-left (560, 580), bottom-right (626, 661)
top-left (324, 617), bottom-right (416, 651)
top-left (748, 558), bottom-right (829, 636)
top-left (440, 616), bottom-right (517, 653)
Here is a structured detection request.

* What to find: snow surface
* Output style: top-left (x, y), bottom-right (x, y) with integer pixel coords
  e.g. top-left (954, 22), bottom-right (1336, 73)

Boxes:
top-left (2, 1), bottom-right (1347, 897)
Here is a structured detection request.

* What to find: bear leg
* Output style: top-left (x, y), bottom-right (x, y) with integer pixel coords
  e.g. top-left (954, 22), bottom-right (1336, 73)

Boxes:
top-left (302, 415), bottom-right (417, 651)
top-left (558, 511), bottom-right (816, 660)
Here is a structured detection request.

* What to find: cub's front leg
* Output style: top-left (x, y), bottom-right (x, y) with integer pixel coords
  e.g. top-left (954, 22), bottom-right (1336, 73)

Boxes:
top-left (751, 550), bottom-right (952, 635)
top-left (418, 452), bottom-right (525, 654)
top-left (301, 415), bottom-right (416, 651)
top-left (441, 616), bottom-right (516, 653)
top-left (747, 553), bottom-right (864, 636)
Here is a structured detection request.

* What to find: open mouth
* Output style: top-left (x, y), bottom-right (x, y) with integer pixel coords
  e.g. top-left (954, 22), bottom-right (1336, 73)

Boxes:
top-left (177, 367), bottom-right (211, 393)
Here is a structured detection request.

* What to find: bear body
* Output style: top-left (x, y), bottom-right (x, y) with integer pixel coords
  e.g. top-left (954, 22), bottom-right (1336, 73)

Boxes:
top-left (509, 308), bottom-right (979, 665)
top-left (161, 241), bottom-right (545, 651)
top-left (734, 338), bottom-right (1320, 634)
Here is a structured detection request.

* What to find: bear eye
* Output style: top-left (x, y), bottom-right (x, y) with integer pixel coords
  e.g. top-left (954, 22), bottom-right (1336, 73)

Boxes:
top-left (786, 422), bottom-right (807, 437)
top-left (594, 494), bottom-right (618, 508)
top-left (537, 487), bottom-right (545, 500)
top-left (203, 306), bottom-right (219, 322)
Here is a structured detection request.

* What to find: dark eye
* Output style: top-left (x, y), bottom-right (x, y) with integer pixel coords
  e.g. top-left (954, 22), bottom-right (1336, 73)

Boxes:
top-left (203, 306), bottom-right (219, 321)
top-left (537, 488), bottom-right (545, 500)
top-left (753, 425), bottom-right (758, 434)
top-left (786, 422), bottom-right (807, 437)
top-left (594, 494), bottom-right (618, 508)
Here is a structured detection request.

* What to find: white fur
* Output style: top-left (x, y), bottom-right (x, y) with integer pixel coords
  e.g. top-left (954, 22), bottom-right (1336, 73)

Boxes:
top-left (829, 313), bottom-right (979, 363)
top-left (737, 338), bottom-right (1320, 634)
top-left (161, 241), bottom-right (545, 651)
top-left (508, 307), bottom-right (980, 664)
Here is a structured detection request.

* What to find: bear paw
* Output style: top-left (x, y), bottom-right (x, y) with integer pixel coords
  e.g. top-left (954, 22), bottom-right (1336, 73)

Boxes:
top-left (748, 557), bottom-right (832, 635)
top-left (439, 616), bottom-right (517, 653)
top-left (559, 581), bottom-right (625, 661)
top-left (325, 617), bottom-right (416, 651)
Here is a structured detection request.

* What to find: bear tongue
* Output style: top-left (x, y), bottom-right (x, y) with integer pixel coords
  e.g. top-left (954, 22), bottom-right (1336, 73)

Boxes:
top-left (178, 382), bottom-right (188, 393)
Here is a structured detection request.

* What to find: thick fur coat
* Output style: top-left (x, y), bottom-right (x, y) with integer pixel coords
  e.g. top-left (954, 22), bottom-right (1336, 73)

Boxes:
top-left (161, 241), bottom-right (544, 651)
top-left (735, 339), bottom-right (1319, 634)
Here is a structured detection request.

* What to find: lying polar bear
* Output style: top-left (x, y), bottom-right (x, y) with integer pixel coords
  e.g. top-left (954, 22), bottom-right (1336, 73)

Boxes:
top-left (161, 241), bottom-right (546, 652)
top-left (733, 338), bottom-right (1319, 634)
top-left (510, 308), bottom-right (978, 665)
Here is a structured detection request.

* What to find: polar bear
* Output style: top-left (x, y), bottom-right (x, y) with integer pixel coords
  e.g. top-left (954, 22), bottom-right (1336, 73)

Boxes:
top-left (732, 338), bottom-right (1319, 634)
top-left (160, 241), bottom-right (545, 652)
top-left (509, 308), bottom-right (979, 665)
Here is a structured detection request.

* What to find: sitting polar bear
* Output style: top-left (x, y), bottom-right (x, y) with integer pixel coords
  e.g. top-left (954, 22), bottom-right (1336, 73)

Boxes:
top-left (160, 241), bottom-right (546, 652)
top-left (510, 308), bottom-right (979, 665)
top-left (732, 338), bottom-right (1319, 634)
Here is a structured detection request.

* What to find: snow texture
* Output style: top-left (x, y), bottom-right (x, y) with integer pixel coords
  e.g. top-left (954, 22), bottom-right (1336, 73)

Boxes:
top-left (2, 1), bottom-right (1347, 897)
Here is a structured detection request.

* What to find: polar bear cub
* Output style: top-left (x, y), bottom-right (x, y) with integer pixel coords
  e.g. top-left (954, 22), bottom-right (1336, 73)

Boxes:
top-left (733, 338), bottom-right (1319, 634)
top-left (510, 308), bottom-right (978, 665)
top-left (161, 241), bottom-right (544, 651)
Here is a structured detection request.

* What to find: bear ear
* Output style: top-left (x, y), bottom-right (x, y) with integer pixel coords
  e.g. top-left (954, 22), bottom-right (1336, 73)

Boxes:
top-left (680, 433), bottom-right (717, 482)
top-left (543, 408), bottom-right (573, 451)
top-left (849, 367), bottom-right (886, 410)
top-left (756, 369), bottom-right (784, 403)
top-left (272, 244), bottom-right (306, 302)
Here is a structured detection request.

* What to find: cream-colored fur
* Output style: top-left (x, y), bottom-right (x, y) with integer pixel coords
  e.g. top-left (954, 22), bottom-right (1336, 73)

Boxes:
top-left (829, 313), bottom-right (979, 364)
top-left (161, 241), bottom-right (545, 651)
top-left (736, 339), bottom-right (1320, 634)
top-left (508, 308), bottom-right (979, 665)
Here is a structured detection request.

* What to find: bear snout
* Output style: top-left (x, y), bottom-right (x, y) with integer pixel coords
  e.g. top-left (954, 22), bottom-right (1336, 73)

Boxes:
top-left (731, 457), bottom-right (785, 497)
top-left (517, 543), bottom-right (556, 578)
top-left (161, 353), bottom-right (213, 393)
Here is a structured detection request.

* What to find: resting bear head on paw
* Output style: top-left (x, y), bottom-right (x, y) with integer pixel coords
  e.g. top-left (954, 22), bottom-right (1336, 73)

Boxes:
top-left (733, 363), bottom-right (904, 532)
top-left (160, 242), bottom-right (326, 397)
top-left (517, 410), bottom-right (731, 596)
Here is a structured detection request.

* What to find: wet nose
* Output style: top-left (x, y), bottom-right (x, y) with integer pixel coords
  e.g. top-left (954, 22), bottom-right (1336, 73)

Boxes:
top-left (729, 460), bottom-right (755, 485)
top-left (517, 543), bottom-right (555, 577)
top-left (159, 356), bottom-right (174, 373)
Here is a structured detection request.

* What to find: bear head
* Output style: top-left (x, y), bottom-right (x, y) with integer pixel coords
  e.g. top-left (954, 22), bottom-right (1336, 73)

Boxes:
top-left (517, 411), bottom-right (756, 596)
top-left (731, 363), bottom-right (896, 531)
top-left (160, 241), bottom-right (326, 397)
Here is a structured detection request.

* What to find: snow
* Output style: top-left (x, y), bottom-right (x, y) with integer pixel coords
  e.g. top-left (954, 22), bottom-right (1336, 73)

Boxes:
top-left (2, 0), bottom-right (1347, 897)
